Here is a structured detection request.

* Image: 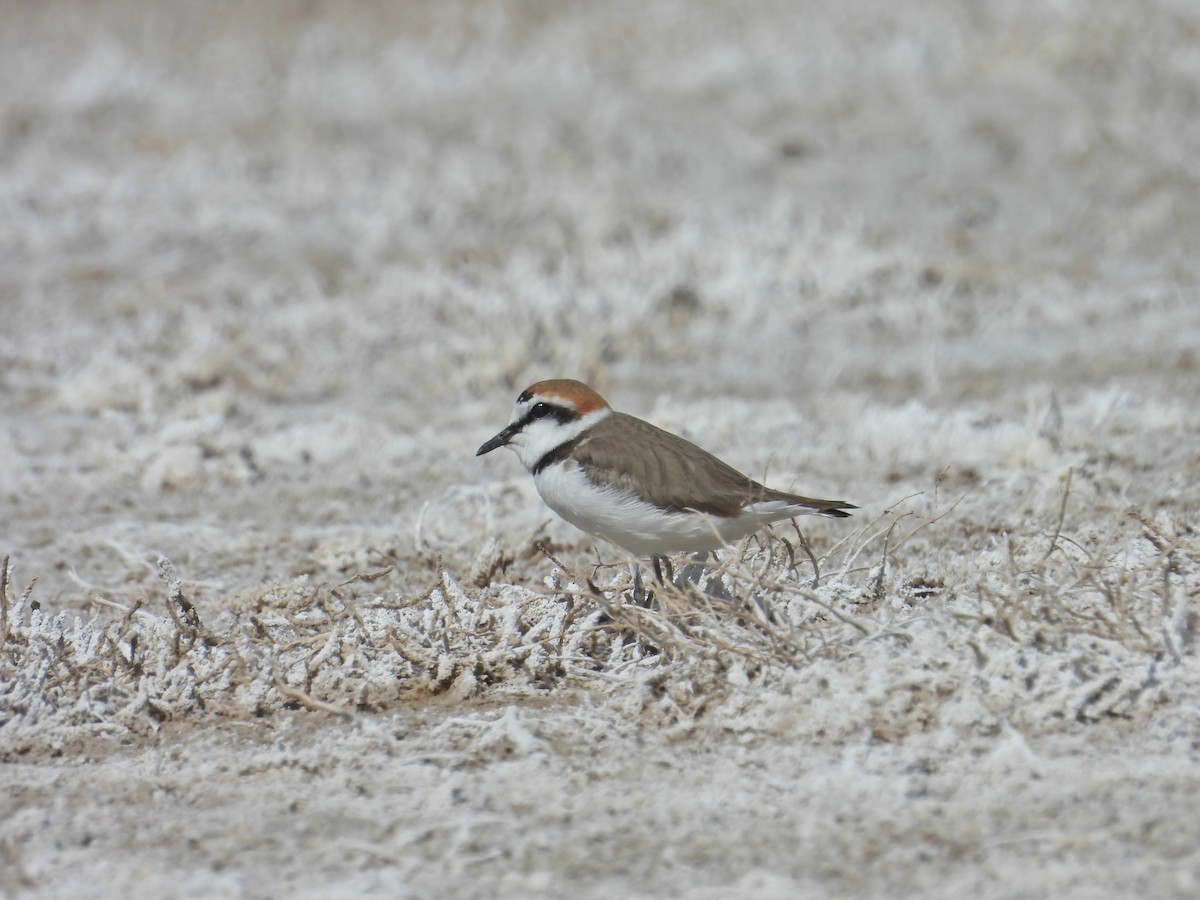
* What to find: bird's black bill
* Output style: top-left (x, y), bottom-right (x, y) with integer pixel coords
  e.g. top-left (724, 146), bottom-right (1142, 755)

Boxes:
top-left (476, 426), bottom-right (516, 456)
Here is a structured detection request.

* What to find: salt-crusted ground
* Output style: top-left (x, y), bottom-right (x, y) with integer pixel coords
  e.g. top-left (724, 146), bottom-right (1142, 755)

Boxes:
top-left (2, 1), bottom-right (1199, 897)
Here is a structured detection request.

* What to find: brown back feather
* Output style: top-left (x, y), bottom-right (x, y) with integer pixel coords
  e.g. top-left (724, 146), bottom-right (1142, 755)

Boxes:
top-left (574, 413), bottom-right (851, 518)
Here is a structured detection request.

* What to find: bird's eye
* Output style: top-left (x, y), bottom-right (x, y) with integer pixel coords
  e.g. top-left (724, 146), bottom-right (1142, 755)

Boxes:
top-left (530, 402), bottom-right (553, 419)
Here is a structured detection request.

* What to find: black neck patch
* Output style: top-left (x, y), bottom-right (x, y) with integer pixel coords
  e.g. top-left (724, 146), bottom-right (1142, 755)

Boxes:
top-left (533, 433), bottom-right (585, 476)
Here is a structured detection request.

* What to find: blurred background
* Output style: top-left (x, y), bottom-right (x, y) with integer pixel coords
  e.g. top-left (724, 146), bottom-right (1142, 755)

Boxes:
top-left (2, 0), bottom-right (1197, 608)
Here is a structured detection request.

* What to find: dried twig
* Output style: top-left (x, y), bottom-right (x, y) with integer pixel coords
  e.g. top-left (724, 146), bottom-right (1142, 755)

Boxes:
top-left (272, 664), bottom-right (354, 719)
top-left (0, 555), bottom-right (9, 646)
top-left (1040, 468), bottom-right (1073, 564)
top-left (157, 557), bottom-right (202, 629)
top-left (790, 522), bottom-right (821, 589)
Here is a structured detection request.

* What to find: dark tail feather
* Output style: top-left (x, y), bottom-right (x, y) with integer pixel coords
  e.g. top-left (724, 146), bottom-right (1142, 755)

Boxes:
top-left (754, 484), bottom-right (858, 519)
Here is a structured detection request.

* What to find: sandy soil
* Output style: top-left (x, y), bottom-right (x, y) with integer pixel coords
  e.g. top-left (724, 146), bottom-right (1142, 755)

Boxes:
top-left (2, 1), bottom-right (1199, 897)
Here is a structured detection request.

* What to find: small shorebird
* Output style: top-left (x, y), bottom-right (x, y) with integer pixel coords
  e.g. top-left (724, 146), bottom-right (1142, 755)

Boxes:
top-left (477, 380), bottom-right (854, 565)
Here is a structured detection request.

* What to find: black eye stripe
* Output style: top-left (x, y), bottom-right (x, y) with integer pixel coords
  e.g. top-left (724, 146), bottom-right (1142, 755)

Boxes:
top-left (516, 401), bottom-right (577, 431)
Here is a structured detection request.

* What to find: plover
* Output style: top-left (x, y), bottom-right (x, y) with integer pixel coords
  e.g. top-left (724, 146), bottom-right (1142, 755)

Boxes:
top-left (477, 379), bottom-right (855, 560)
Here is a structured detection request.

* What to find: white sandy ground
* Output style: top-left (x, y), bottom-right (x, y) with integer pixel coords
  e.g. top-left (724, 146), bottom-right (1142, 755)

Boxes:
top-left (2, 1), bottom-right (1200, 897)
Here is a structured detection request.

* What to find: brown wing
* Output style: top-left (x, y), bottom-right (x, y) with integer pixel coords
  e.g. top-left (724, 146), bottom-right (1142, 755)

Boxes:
top-left (574, 413), bottom-right (854, 518)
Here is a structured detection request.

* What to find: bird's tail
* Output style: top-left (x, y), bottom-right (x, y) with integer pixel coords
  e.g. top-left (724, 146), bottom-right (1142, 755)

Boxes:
top-left (752, 490), bottom-right (857, 519)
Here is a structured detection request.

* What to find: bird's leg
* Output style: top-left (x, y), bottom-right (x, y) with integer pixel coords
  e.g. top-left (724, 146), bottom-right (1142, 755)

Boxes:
top-left (630, 560), bottom-right (654, 607)
top-left (683, 550), bottom-right (735, 601)
top-left (651, 554), bottom-right (674, 587)
top-left (676, 551), bottom-right (704, 590)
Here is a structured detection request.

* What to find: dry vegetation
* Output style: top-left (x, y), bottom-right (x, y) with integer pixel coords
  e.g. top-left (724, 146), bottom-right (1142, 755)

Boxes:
top-left (5, 479), bottom-right (1192, 752)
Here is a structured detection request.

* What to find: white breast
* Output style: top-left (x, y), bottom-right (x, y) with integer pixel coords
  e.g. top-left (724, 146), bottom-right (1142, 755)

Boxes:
top-left (532, 460), bottom-right (768, 556)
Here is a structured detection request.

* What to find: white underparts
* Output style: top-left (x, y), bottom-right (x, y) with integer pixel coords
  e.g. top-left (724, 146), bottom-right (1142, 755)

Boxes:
top-left (532, 457), bottom-right (819, 556)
